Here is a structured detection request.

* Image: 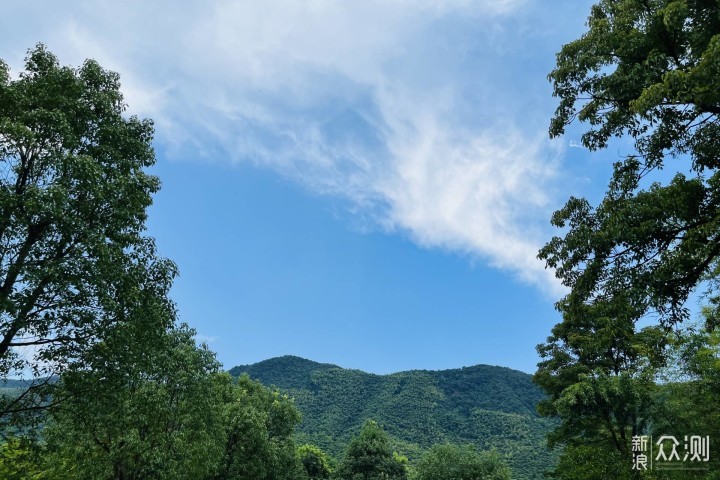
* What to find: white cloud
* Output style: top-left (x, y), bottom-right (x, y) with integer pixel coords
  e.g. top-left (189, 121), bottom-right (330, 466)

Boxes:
top-left (1, 0), bottom-right (567, 295)
top-left (379, 120), bottom-right (562, 290)
top-left (195, 334), bottom-right (218, 345)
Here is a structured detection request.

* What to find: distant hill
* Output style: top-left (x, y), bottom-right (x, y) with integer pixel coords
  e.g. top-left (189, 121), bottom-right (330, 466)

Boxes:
top-left (0, 379), bottom-right (32, 389)
top-left (229, 356), bottom-right (557, 480)
top-left (0, 379), bottom-right (28, 399)
top-left (0, 377), bottom-right (55, 398)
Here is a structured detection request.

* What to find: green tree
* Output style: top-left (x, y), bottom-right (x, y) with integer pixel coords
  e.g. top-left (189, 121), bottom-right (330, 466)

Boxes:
top-left (0, 44), bottom-right (175, 426)
top-left (414, 444), bottom-right (511, 480)
top-left (215, 375), bottom-right (303, 480)
top-left (536, 0), bottom-right (720, 476)
top-left (545, 445), bottom-right (632, 480)
top-left (0, 436), bottom-right (43, 479)
top-left (298, 444), bottom-right (333, 479)
top-left (336, 419), bottom-right (407, 480)
top-left (543, 0), bottom-right (720, 330)
top-left (649, 322), bottom-right (720, 478)
top-left (40, 325), bottom-right (228, 480)
top-left (534, 320), bottom-right (663, 455)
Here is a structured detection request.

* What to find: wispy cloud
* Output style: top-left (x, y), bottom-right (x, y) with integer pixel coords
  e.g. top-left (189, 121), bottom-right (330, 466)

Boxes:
top-left (2, 0), bottom-right (568, 295)
top-left (195, 334), bottom-right (218, 346)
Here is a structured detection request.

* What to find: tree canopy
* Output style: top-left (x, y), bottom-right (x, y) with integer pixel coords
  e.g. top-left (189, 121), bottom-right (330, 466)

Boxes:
top-left (214, 375), bottom-right (303, 480)
top-left (414, 444), bottom-right (511, 480)
top-left (336, 419), bottom-right (408, 480)
top-left (41, 325), bottom-right (229, 480)
top-left (543, 0), bottom-right (720, 329)
top-left (0, 44), bottom-right (175, 425)
top-left (297, 444), bottom-right (333, 479)
top-left (536, 0), bottom-right (720, 476)
top-left (231, 356), bottom-right (555, 480)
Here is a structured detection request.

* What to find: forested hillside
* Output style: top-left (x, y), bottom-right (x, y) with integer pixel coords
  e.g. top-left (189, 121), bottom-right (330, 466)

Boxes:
top-left (230, 356), bottom-right (557, 480)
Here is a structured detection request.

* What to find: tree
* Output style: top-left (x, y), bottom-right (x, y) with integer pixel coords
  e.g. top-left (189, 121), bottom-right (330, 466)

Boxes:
top-left (336, 419), bottom-right (407, 480)
top-left (648, 320), bottom-right (720, 478)
top-left (534, 318), bottom-right (664, 456)
top-left (414, 444), bottom-right (511, 480)
top-left (0, 436), bottom-right (43, 479)
top-left (214, 375), bottom-right (304, 480)
top-left (543, 0), bottom-right (720, 329)
top-left (297, 444), bottom-right (333, 479)
top-left (40, 325), bottom-right (229, 480)
top-left (536, 0), bottom-right (720, 476)
top-left (544, 445), bottom-right (632, 480)
top-left (0, 44), bottom-right (175, 425)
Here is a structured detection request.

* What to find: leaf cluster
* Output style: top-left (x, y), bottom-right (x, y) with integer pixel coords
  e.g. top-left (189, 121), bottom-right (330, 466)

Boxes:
top-left (0, 43), bottom-right (175, 425)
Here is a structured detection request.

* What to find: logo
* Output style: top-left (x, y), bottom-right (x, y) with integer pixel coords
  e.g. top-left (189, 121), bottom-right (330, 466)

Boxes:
top-left (632, 435), bottom-right (710, 471)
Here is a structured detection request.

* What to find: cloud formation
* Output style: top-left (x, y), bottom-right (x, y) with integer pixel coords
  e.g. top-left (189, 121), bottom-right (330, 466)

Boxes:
top-left (2, 0), bottom-right (568, 294)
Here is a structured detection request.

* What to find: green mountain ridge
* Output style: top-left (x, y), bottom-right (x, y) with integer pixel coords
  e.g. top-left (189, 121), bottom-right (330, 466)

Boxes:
top-left (229, 355), bottom-right (557, 480)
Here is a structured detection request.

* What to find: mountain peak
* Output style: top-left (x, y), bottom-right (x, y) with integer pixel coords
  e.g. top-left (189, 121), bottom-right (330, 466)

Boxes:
top-left (227, 355), bottom-right (339, 390)
top-left (227, 355), bottom-right (554, 480)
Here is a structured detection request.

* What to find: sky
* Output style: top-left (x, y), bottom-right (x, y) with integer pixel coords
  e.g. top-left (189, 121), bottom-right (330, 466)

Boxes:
top-left (1, 0), bottom-right (625, 375)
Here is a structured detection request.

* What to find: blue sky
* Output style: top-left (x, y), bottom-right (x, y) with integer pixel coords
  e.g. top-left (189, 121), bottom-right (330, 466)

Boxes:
top-left (2, 0), bottom-right (623, 374)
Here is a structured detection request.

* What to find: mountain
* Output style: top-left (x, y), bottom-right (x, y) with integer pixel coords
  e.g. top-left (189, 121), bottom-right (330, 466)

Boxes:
top-left (229, 356), bottom-right (557, 480)
top-left (0, 379), bottom-right (32, 389)
top-left (0, 379), bottom-right (28, 399)
top-left (0, 377), bottom-right (55, 398)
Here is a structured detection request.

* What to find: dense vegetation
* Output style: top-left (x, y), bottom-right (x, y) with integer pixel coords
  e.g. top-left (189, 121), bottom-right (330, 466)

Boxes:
top-left (0, 43), bottom-right (175, 430)
top-left (537, 0), bottom-right (720, 478)
top-left (230, 356), bottom-right (558, 480)
top-left (415, 444), bottom-right (511, 480)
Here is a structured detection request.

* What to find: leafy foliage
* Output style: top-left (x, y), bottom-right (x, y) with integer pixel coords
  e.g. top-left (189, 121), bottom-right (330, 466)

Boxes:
top-left (41, 325), bottom-right (229, 480)
top-left (335, 419), bottom-right (407, 480)
top-left (543, 0), bottom-right (720, 331)
top-left (214, 374), bottom-right (303, 480)
top-left (536, 0), bottom-right (720, 477)
top-left (0, 436), bottom-right (43, 479)
top-left (0, 44), bottom-right (176, 427)
top-left (298, 444), bottom-right (333, 479)
top-left (545, 445), bottom-right (631, 480)
top-left (648, 324), bottom-right (720, 478)
top-left (14, 335), bottom-right (308, 480)
top-left (0, 45), bottom-right (314, 480)
top-left (414, 444), bottom-right (511, 480)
